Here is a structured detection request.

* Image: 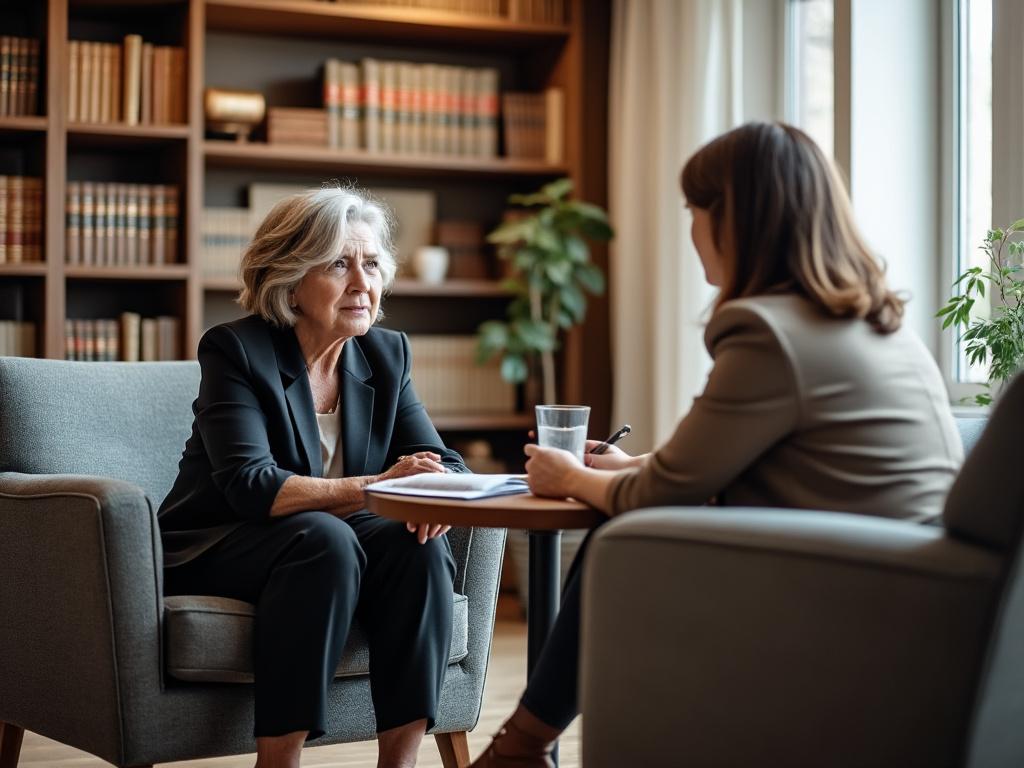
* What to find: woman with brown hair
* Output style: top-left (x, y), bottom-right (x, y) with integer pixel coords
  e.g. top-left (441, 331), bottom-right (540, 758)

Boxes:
top-left (469, 122), bottom-right (962, 767)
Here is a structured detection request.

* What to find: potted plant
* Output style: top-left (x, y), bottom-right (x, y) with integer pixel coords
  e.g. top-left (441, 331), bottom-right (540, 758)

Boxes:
top-left (476, 177), bottom-right (614, 405)
top-left (938, 218), bottom-right (1024, 406)
top-left (476, 177), bottom-right (614, 611)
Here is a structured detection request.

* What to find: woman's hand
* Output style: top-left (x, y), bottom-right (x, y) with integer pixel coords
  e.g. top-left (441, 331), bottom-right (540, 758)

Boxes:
top-left (376, 451), bottom-right (447, 482)
top-left (582, 440), bottom-right (636, 471)
top-left (524, 443), bottom-right (585, 499)
top-left (405, 521), bottom-right (452, 545)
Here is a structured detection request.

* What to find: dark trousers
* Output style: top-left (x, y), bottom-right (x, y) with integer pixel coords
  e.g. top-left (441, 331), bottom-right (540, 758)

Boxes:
top-left (164, 510), bottom-right (456, 739)
top-left (519, 522), bottom-right (608, 732)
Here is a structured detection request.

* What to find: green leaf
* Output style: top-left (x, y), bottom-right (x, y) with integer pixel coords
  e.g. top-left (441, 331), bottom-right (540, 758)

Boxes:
top-left (561, 283), bottom-right (586, 322)
top-left (575, 261), bottom-right (606, 294)
top-left (507, 191), bottom-right (552, 207)
top-left (500, 354), bottom-right (529, 384)
top-left (563, 200), bottom-right (610, 223)
top-left (488, 218), bottom-right (536, 245)
top-left (476, 320), bottom-right (509, 363)
top-left (512, 318), bottom-right (555, 351)
top-left (1009, 218), bottom-right (1024, 232)
top-left (540, 177), bottom-right (573, 201)
top-left (580, 217), bottom-right (615, 241)
top-left (533, 227), bottom-right (561, 253)
top-left (545, 261), bottom-right (572, 285)
top-left (564, 235), bottom-right (589, 264)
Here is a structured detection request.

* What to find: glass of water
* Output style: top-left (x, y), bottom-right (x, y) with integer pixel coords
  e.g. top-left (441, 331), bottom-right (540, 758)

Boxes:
top-left (535, 405), bottom-right (591, 462)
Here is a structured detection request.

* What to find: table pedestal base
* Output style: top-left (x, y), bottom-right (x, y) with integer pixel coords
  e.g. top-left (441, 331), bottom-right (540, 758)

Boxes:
top-left (527, 529), bottom-right (561, 767)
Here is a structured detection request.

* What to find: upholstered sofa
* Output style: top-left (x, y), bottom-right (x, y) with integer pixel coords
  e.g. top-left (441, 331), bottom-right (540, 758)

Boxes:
top-left (579, 384), bottom-right (1024, 767)
top-left (0, 358), bottom-right (506, 768)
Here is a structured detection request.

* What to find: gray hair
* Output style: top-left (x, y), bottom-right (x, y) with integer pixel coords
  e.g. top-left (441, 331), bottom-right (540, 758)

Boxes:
top-left (237, 185), bottom-right (397, 327)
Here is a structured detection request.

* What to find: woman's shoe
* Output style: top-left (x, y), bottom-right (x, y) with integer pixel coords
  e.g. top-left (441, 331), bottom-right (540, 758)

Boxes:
top-left (468, 705), bottom-right (560, 768)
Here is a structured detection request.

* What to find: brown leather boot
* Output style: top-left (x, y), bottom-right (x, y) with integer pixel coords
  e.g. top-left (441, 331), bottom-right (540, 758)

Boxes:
top-left (469, 705), bottom-right (560, 768)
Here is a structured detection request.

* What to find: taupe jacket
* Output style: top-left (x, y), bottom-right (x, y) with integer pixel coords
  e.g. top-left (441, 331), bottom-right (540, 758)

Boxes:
top-left (607, 294), bottom-right (963, 521)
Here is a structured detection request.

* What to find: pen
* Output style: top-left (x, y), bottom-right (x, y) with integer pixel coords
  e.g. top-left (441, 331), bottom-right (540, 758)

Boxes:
top-left (589, 424), bottom-right (631, 455)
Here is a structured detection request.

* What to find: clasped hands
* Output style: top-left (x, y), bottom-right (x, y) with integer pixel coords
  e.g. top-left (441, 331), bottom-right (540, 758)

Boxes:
top-left (379, 451), bottom-right (451, 544)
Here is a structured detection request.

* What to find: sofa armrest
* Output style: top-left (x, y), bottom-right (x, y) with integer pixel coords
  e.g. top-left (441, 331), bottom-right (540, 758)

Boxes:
top-left (580, 508), bottom-right (1003, 768)
top-left (0, 471), bottom-right (164, 766)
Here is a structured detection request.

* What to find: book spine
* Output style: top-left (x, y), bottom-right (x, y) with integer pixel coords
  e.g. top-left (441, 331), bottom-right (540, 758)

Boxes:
top-left (0, 175), bottom-right (6, 264)
top-left (324, 58), bottom-right (340, 149)
top-left (99, 43), bottom-right (112, 123)
top-left (126, 184), bottom-right (139, 265)
top-left (362, 58), bottom-right (380, 152)
top-left (81, 181), bottom-right (94, 265)
top-left (123, 34), bottom-right (142, 125)
top-left (164, 185), bottom-right (179, 263)
top-left (115, 183), bottom-right (128, 265)
top-left (2, 36), bottom-right (13, 118)
top-left (66, 180), bottom-right (81, 265)
top-left (544, 86), bottom-right (564, 164)
top-left (151, 184), bottom-right (166, 265)
top-left (138, 184), bottom-right (151, 264)
top-left (26, 38), bottom-right (39, 116)
top-left (105, 182), bottom-right (117, 266)
top-left (7, 176), bottom-right (23, 263)
top-left (79, 42), bottom-right (91, 123)
top-left (89, 41), bottom-right (101, 123)
top-left (68, 41), bottom-right (79, 122)
top-left (140, 43), bottom-right (153, 125)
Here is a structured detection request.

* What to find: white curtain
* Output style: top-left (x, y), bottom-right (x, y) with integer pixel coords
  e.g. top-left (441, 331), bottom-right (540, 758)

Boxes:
top-left (608, 0), bottom-right (750, 452)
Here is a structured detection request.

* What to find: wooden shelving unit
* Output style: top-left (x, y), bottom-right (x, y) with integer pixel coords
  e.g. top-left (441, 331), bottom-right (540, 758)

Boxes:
top-left (0, 0), bottom-right (611, 437)
top-left (203, 140), bottom-right (568, 179)
top-left (204, 0), bottom-right (572, 46)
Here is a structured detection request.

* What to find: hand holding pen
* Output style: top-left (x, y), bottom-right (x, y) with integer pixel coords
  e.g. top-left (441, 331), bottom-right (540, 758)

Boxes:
top-left (583, 424), bottom-right (634, 469)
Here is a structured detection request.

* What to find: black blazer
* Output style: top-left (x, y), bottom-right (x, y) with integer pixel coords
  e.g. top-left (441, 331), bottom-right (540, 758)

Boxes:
top-left (158, 314), bottom-right (466, 566)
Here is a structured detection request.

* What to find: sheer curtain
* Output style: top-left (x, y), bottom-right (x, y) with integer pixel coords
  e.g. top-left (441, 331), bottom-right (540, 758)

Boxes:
top-left (608, 0), bottom-right (749, 452)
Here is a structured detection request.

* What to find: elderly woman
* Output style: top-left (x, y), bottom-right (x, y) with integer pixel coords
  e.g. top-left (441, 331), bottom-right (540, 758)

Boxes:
top-left (470, 122), bottom-right (963, 767)
top-left (159, 186), bottom-right (466, 768)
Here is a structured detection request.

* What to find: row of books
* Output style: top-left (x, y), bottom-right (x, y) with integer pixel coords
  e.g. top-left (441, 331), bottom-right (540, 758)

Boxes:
top-left (0, 321), bottom-right (36, 357)
top-left (202, 207), bottom-right (251, 279)
top-left (68, 37), bottom-right (186, 126)
top-left (409, 335), bottom-right (515, 414)
top-left (0, 176), bottom-right (43, 264)
top-left (502, 88), bottom-right (564, 162)
top-left (322, 58), bottom-right (499, 157)
top-left (0, 37), bottom-right (40, 117)
top-left (64, 313), bottom-right (180, 362)
top-left (313, 0), bottom-right (566, 23)
top-left (66, 182), bottom-right (180, 267)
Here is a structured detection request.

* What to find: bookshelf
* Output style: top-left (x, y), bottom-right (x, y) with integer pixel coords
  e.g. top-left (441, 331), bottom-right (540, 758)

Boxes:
top-left (0, 0), bottom-right (612, 444)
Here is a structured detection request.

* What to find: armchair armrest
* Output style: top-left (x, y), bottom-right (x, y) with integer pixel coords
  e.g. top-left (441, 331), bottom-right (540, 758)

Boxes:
top-left (435, 525), bottom-right (507, 733)
top-left (580, 508), bottom-right (1003, 768)
top-left (0, 471), bottom-right (164, 766)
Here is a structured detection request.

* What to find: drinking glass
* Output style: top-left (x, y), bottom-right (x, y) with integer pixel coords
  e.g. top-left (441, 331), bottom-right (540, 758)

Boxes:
top-left (535, 405), bottom-right (590, 462)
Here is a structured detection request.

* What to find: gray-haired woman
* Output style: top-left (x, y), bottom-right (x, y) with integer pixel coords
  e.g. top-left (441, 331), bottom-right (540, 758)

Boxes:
top-left (159, 186), bottom-right (467, 768)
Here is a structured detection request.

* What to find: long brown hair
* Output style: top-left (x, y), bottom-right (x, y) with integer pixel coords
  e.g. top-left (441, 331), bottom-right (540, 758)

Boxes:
top-left (680, 122), bottom-right (903, 333)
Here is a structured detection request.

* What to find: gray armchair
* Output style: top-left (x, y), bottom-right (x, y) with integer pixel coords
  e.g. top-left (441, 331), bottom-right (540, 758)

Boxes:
top-left (0, 357), bottom-right (506, 768)
top-left (581, 385), bottom-right (1021, 767)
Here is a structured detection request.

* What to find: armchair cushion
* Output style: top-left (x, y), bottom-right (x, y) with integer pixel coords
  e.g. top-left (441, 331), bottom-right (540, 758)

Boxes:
top-left (164, 593), bottom-right (469, 683)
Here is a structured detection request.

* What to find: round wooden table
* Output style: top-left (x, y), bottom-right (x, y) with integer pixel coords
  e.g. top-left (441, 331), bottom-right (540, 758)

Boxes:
top-left (367, 491), bottom-right (604, 765)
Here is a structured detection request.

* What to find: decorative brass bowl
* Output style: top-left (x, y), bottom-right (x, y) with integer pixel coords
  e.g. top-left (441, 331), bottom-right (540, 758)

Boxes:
top-left (204, 88), bottom-right (266, 141)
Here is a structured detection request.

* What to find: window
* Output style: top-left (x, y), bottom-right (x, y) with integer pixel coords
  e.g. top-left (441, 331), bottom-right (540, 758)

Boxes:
top-left (785, 0), bottom-right (834, 158)
top-left (953, 0), bottom-right (993, 384)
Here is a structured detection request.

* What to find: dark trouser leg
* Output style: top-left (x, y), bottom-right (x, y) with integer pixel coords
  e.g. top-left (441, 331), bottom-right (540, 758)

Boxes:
top-left (345, 510), bottom-right (457, 733)
top-left (519, 522), bottom-right (608, 732)
top-left (164, 511), bottom-right (364, 739)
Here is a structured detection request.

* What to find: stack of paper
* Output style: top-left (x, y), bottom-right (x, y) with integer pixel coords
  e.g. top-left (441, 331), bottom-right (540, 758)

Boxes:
top-left (366, 473), bottom-right (529, 500)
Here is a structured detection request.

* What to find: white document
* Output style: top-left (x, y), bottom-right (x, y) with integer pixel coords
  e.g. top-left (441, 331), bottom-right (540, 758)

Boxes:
top-left (365, 473), bottom-right (529, 500)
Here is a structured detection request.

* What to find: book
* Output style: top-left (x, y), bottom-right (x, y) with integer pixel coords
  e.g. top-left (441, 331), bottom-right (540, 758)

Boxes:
top-left (366, 473), bottom-right (529, 500)
top-left (123, 35), bottom-right (142, 125)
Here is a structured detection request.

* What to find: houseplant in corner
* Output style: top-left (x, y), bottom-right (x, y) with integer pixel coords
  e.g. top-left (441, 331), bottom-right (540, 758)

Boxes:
top-left (938, 218), bottom-right (1024, 406)
top-left (476, 177), bottom-right (614, 405)
top-left (476, 177), bottom-right (614, 612)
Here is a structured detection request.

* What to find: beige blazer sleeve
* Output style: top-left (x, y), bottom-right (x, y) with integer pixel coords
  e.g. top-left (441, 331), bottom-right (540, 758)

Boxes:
top-left (606, 304), bottom-right (799, 515)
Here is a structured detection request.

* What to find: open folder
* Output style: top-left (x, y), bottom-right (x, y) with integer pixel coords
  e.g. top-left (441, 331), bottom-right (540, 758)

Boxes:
top-left (365, 473), bottom-right (530, 500)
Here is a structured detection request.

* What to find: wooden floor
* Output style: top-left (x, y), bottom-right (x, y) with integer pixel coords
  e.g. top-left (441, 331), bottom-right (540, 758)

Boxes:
top-left (17, 598), bottom-right (581, 768)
